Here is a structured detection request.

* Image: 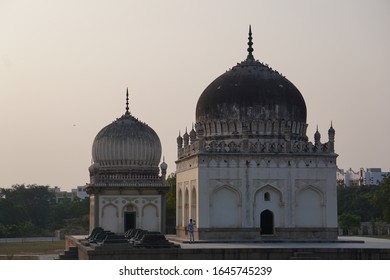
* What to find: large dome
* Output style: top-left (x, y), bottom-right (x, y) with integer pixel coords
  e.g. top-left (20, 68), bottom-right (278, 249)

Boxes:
top-left (196, 28), bottom-right (307, 128)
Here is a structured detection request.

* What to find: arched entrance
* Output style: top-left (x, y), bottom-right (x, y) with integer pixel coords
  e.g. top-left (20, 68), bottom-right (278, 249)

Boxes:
top-left (260, 210), bottom-right (274, 235)
top-left (124, 211), bottom-right (136, 232)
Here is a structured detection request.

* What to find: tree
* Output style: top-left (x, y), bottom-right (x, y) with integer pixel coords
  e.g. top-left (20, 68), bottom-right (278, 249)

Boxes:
top-left (337, 185), bottom-right (381, 222)
top-left (0, 184), bottom-right (54, 228)
top-left (165, 173), bottom-right (176, 233)
top-left (339, 213), bottom-right (361, 235)
top-left (0, 184), bottom-right (89, 237)
top-left (373, 175), bottom-right (390, 223)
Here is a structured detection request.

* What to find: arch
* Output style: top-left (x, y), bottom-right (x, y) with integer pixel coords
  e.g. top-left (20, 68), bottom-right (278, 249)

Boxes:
top-left (258, 120), bottom-right (265, 134)
top-left (228, 121), bottom-right (236, 134)
top-left (266, 120), bottom-right (272, 134)
top-left (253, 185), bottom-right (284, 228)
top-left (295, 186), bottom-right (324, 227)
top-left (184, 189), bottom-right (189, 228)
top-left (221, 121), bottom-right (228, 135)
top-left (251, 120), bottom-right (258, 134)
top-left (273, 120), bottom-right (279, 134)
top-left (191, 187), bottom-right (197, 223)
top-left (141, 203), bottom-right (159, 231)
top-left (177, 188), bottom-right (183, 227)
top-left (101, 203), bottom-right (118, 232)
top-left (210, 185), bottom-right (240, 227)
top-left (121, 203), bottom-right (138, 217)
top-left (260, 210), bottom-right (274, 235)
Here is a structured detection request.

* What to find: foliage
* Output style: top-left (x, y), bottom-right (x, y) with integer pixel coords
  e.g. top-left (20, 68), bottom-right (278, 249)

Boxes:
top-left (165, 173), bottom-right (176, 233)
top-left (0, 184), bottom-right (89, 238)
top-left (373, 175), bottom-right (390, 223)
top-left (337, 176), bottom-right (390, 230)
top-left (337, 185), bottom-right (381, 222)
top-left (338, 213), bottom-right (361, 234)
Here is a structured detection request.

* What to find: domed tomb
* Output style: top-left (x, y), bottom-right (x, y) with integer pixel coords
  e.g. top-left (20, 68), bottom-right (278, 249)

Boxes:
top-left (195, 27), bottom-right (307, 141)
top-left (87, 89), bottom-right (168, 234)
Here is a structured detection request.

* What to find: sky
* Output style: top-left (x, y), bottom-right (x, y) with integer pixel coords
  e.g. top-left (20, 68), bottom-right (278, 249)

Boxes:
top-left (0, 0), bottom-right (389, 191)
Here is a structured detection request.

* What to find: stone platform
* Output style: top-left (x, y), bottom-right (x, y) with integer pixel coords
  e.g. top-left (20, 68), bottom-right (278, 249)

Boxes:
top-left (62, 235), bottom-right (390, 260)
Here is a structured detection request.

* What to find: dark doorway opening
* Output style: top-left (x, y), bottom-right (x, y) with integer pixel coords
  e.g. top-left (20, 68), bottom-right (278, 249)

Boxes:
top-left (260, 209), bottom-right (274, 235)
top-left (124, 211), bottom-right (136, 231)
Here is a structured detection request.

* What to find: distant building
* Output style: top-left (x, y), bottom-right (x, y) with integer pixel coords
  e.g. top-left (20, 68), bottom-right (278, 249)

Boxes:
top-left (364, 168), bottom-right (389, 186)
top-left (337, 168), bottom-right (389, 187)
top-left (49, 186), bottom-right (89, 203)
top-left (74, 185), bottom-right (88, 200)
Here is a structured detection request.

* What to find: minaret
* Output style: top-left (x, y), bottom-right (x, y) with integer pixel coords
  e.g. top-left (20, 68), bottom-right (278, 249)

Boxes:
top-left (183, 128), bottom-right (189, 147)
top-left (177, 131), bottom-right (183, 149)
top-left (314, 125), bottom-right (321, 146)
top-left (328, 122), bottom-right (335, 152)
top-left (189, 124), bottom-right (197, 144)
top-left (160, 156), bottom-right (168, 181)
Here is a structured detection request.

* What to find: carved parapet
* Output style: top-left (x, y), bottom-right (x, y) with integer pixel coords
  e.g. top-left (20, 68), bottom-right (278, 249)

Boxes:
top-left (177, 141), bottom-right (200, 160)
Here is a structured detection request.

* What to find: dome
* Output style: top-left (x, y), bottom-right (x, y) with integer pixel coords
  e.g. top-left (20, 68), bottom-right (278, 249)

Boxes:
top-left (91, 92), bottom-right (161, 172)
top-left (196, 27), bottom-right (307, 130)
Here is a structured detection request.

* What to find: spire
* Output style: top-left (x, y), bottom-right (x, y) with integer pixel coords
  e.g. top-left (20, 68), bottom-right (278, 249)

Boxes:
top-left (328, 121), bottom-right (335, 134)
top-left (125, 88), bottom-right (130, 115)
top-left (314, 125), bottom-right (321, 143)
top-left (247, 25), bottom-right (254, 61)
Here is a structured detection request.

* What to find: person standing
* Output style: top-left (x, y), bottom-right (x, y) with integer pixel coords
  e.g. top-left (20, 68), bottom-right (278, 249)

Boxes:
top-left (188, 219), bottom-right (194, 243)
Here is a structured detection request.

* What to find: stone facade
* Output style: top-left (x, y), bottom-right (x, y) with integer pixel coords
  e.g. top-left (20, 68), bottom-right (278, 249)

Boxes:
top-left (176, 28), bottom-right (338, 240)
top-left (87, 90), bottom-right (169, 234)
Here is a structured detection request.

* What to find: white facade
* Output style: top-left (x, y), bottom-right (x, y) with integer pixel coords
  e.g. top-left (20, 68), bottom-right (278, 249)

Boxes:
top-left (176, 29), bottom-right (338, 240)
top-left (89, 191), bottom-right (164, 234)
top-left (176, 140), bottom-right (338, 240)
top-left (87, 91), bottom-right (168, 234)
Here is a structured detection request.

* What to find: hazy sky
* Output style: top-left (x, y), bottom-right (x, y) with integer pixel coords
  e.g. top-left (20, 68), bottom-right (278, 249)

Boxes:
top-left (1, 0), bottom-right (389, 191)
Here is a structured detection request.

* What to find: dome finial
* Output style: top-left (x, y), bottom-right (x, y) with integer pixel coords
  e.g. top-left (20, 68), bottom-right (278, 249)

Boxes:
top-left (125, 88), bottom-right (130, 115)
top-left (247, 25), bottom-right (254, 60)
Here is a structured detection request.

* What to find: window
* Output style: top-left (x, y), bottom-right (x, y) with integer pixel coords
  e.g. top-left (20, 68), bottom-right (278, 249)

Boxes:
top-left (264, 192), bottom-right (270, 201)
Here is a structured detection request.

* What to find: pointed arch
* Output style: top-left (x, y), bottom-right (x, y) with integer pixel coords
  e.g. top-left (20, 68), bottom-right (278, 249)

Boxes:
top-left (210, 185), bottom-right (241, 227)
top-left (141, 203), bottom-right (159, 231)
top-left (177, 188), bottom-right (183, 227)
top-left (295, 185), bottom-right (324, 227)
top-left (260, 210), bottom-right (274, 235)
top-left (191, 187), bottom-right (197, 223)
top-left (184, 188), bottom-right (189, 227)
top-left (253, 185), bottom-right (284, 227)
top-left (101, 203), bottom-right (118, 232)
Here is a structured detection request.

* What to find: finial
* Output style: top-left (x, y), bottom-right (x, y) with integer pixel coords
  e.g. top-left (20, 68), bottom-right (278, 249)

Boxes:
top-left (247, 25), bottom-right (254, 60)
top-left (125, 88), bottom-right (130, 115)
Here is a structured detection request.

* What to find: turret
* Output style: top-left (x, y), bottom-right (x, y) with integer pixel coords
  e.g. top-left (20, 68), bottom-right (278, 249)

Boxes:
top-left (328, 122), bottom-right (335, 152)
top-left (177, 131), bottom-right (183, 149)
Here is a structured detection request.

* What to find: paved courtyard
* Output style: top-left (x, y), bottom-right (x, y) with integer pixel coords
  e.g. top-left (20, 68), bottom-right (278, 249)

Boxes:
top-left (168, 236), bottom-right (390, 250)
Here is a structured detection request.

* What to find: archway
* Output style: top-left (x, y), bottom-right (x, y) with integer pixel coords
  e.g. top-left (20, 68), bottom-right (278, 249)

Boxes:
top-left (260, 210), bottom-right (274, 235)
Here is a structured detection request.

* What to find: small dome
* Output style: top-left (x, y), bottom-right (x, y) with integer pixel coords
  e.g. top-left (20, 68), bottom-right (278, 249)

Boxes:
top-left (92, 113), bottom-right (162, 170)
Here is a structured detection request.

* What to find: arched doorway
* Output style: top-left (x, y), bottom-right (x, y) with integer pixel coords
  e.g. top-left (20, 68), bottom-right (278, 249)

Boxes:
top-left (124, 211), bottom-right (136, 232)
top-left (260, 210), bottom-right (274, 235)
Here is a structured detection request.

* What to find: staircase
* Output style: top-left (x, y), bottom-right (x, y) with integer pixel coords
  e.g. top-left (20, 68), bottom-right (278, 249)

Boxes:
top-left (56, 246), bottom-right (78, 260)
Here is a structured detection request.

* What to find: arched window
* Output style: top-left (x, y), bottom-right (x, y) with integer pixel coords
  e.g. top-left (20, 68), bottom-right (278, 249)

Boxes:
top-left (264, 192), bottom-right (270, 201)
